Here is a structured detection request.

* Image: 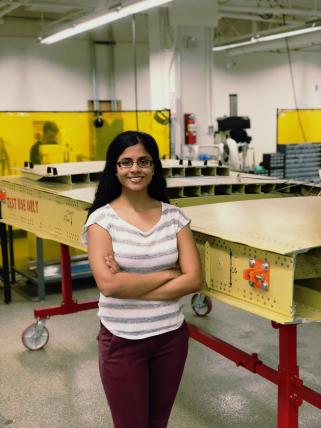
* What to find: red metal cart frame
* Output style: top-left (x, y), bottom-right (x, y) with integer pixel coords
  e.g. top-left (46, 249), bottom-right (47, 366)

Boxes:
top-left (188, 322), bottom-right (321, 428)
top-left (21, 244), bottom-right (321, 427)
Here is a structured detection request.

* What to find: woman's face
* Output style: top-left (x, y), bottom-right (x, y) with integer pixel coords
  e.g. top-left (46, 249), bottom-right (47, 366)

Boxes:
top-left (116, 143), bottom-right (154, 193)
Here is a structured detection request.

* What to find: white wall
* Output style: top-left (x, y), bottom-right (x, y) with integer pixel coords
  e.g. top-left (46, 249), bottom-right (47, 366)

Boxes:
top-left (179, 27), bottom-right (213, 147)
top-left (114, 42), bottom-right (150, 110)
top-left (212, 50), bottom-right (321, 162)
top-left (164, 26), bottom-right (215, 156)
top-left (0, 36), bottom-right (150, 111)
top-left (0, 37), bottom-right (93, 110)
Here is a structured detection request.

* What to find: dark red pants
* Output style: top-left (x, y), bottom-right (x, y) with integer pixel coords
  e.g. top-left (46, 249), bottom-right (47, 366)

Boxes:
top-left (98, 321), bottom-right (189, 428)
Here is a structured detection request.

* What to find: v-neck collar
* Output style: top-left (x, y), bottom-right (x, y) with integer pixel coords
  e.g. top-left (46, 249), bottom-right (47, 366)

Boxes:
top-left (107, 201), bottom-right (164, 235)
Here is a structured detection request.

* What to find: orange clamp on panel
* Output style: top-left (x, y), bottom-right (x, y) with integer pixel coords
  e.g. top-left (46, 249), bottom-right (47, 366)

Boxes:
top-left (243, 258), bottom-right (270, 291)
top-left (0, 190), bottom-right (6, 201)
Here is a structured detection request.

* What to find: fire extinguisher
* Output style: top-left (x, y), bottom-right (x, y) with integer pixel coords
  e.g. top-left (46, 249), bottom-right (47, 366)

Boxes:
top-left (184, 113), bottom-right (197, 145)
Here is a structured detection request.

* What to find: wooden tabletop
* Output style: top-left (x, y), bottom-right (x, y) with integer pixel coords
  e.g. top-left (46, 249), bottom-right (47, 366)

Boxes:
top-left (183, 196), bottom-right (321, 255)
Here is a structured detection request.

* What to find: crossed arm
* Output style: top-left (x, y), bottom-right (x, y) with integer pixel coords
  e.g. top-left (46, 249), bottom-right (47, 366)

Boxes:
top-left (87, 223), bottom-right (203, 301)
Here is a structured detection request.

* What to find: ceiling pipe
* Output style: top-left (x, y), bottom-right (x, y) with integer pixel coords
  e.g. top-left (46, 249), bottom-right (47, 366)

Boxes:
top-left (219, 5), bottom-right (321, 19)
top-left (214, 23), bottom-right (304, 46)
top-left (0, 3), bottom-right (21, 18)
top-left (224, 33), bottom-right (321, 56)
top-left (218, 11), bottom-right (304, 25)
top-left (8, 1), bottom-right (93, 10)
top-left (46, 10), bottom-right (90, 28)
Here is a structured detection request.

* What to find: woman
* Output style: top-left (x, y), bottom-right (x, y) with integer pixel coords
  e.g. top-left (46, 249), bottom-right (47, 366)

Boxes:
top-left (83, 130), bottom-right (202, 428)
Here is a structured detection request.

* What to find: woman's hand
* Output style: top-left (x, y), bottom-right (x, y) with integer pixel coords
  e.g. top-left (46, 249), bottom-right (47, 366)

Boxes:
top-left (167, 268), bottom-right (181, 281)
top-left (104, 255), bottom-right (120, 274)
top-left (104, 255), bottom-right (181, 280)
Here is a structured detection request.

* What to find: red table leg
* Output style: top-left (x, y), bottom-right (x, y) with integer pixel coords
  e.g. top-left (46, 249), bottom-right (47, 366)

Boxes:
top-left (34, 244), bottom-right (97, 318)
top-left (273, 322), bottom-right (302, 428)
top-left (60, 243), bottom-right (76, 306)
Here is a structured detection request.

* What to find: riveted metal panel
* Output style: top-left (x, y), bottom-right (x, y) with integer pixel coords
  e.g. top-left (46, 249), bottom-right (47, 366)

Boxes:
top-left (0, 180), bottom-right (88, 250)
top-left (194, 232), bottom-right (296, 323)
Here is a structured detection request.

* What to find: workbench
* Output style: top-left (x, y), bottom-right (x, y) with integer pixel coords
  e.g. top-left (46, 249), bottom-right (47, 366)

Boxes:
top-left (183, 196), bottom-right (321, 428)
top-left (0, 161), bottom-right (320, 428)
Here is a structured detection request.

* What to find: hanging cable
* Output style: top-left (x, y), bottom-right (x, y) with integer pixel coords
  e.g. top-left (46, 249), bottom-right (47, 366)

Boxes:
top-left (132, 14), bottom-right (139, 130)
top-left (285, 33), bottom-right (307, 142)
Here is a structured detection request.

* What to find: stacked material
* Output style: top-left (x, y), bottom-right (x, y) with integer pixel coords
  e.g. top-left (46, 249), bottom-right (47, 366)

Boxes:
top-left (277, 143), bottom-right (321, 182)
top-left (262, 152), bottom-right (285, 178)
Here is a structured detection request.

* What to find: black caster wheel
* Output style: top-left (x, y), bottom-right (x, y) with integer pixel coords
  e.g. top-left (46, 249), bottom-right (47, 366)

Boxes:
top-left (21, 320), bottom-right (49, 350)
top-left (191, 293), bottom-right (212, 317)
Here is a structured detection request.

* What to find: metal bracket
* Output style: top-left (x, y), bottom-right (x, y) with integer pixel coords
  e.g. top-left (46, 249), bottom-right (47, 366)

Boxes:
top-left (243, 258), bottom-right (270, 290)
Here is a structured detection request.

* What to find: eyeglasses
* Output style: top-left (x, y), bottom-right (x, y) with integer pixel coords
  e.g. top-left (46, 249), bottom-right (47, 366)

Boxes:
top-left (117, 158), bottom-right (153, 168)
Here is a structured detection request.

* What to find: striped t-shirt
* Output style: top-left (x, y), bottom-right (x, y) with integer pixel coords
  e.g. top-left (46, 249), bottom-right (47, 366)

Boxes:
top-left (82, 201), bottom-right (191, 339)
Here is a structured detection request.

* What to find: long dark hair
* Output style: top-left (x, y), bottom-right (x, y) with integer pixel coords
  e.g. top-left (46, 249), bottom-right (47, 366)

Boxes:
top-left (87, 131), bottom-right (169, 216)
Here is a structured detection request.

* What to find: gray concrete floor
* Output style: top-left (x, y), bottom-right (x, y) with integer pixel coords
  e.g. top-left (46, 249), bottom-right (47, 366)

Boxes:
top-left (0, 279), bottom-right (321, 428)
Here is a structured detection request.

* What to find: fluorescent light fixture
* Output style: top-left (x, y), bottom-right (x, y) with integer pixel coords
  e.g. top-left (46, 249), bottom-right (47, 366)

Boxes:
top-left (213, 23), bottom-right (321, 52)
top-left (40, 0), bottom-right (173, 44)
